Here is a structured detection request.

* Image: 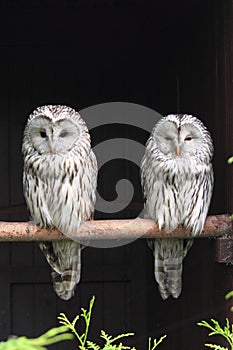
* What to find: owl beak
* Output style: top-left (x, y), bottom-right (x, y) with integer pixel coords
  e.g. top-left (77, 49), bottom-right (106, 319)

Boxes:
top-left (50, 146), bottom-right (55, 154)
top-left (176, 146), bottom-right (181, 156)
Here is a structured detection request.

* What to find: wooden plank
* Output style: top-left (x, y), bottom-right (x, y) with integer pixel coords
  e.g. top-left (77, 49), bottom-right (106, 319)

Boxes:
top-left (0, 273), bottom-right (11, 340)
top-left (102, 244), bottom-right (130, 265)
top-left (11, 284), bottom-right (34, 337)
top-left (34, 284), bottom-right (57, 335)
top-left (215, 237), bottom-right (233, 263)
top-left (129, 240), bottom-right (149, 349)
top-left (10, 242), bottom-right (34, 267)
top-left (103, 282), bottom-right (131, 336)
top-left (79, 283), bottom-right (103, 343)
top-left (8, 63), bottom-right (31, 210)
top-left (0, 64), bottom-right (9, 210)
top-left (0, 243), bottom-right (10, 266)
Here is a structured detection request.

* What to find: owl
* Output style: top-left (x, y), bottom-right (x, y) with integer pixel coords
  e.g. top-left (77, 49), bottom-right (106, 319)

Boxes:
top-left (22, 105), bottom-right (97, 300)
top-left (141, 114), bottom-right (213, 300)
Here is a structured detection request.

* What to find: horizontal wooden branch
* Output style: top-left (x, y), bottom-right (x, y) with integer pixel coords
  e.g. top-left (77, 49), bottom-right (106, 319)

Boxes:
top-left (0, 214), bottom-right (231, 241)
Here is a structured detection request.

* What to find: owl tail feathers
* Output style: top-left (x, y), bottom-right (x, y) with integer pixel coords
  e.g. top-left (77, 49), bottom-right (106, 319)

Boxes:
top-left (151, 238), bottom-right (193, 300)
top-left (154, 256), bottom-right (183, 300)
top-left (52, 245), bottom-right (81, 300)
top-left (52, 269), bottom-right (81, 300)
top-left (39, 241), bottom-right (82, 300)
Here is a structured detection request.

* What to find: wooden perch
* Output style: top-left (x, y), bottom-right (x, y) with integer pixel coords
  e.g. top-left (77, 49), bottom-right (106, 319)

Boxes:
top-left (0, 214), bottom-right (231, 241)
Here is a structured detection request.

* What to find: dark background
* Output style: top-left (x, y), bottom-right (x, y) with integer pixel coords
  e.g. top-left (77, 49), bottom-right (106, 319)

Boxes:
top-left (0, 0), bottom-right (232, 349)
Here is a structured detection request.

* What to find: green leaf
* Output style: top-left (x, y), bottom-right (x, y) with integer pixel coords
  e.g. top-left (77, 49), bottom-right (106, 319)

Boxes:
top-left (225, 291), bottom-right (233, 300)
top-left (148, 335), bottom-right (167, 350)
top-left (87, 340), bottom-right (101, 350)
top-left (56, 296), bottom-right (167, 350)
top-left (204, 343), bottom-right (228, 350)
top-left (198, 316), bottom-right (233, 350)
top-left (72, 315), bottom-right (80, 328)
top-left (0, 326), bottom-right (73, 350)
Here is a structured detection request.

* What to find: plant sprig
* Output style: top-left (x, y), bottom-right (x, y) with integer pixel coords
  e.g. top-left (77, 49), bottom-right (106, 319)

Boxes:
top-left (0, 326), bottom-right (73, 350)
top-left (148, 335), bottom-right (167, 350)
top-left (198, 318), bottom-right (233, 350)
top-left (58, 295), bottom-right (95, 350)
top-left (225, 292), bottom-right (233, 312)
top-left (101, 330), bottom-right (135, 350)
top-left (58, 296), bottom-right (166, 350)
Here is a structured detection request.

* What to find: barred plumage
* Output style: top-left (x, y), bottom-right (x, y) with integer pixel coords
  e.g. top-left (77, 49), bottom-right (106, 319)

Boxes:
top-left (22, 105), bottom-right (97, 300)
top-left (141, 114), bottom-right (214, 300)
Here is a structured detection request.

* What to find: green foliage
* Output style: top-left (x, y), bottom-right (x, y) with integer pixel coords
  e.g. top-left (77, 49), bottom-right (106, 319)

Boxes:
top-left (147, 335), bottom-right (167, 350)
top-left (228, 157), bottom-right (233, 165)
top-left (0, 326), bottom-right (73, 350)
top-left (225, 292), bottom-right (233, 301)
top-left (225, 292), bottom-right (233, 312)
top-left (198, 292), bottom-right (233, 350)
top-left (58, 295), bottom-right (95, 350)
top-left (58, 296), bottom-right (166, 350)
top-left (0, 296), bottom-right (166, 350)
top-left (87, 330), bottom-right (136, 350)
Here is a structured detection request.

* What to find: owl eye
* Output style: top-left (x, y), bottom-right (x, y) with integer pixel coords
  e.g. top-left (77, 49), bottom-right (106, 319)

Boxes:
top-left (184, 136), bottom-right (192, 141)
top-left (40, 131), bottom-right (47, 138)
top-left (60, 131), bottom-right (68, 138)
top-left (165, 136), bottom-right (172, 141)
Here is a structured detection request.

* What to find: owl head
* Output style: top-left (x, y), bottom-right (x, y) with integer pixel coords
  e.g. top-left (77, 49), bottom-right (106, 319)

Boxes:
top-left (150, 114), bottom-right (213, 161)
top-left (23, 105), bottom-right (90, 156)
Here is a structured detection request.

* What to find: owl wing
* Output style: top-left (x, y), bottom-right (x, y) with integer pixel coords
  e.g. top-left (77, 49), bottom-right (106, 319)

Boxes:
top-left (141, 154), bottom-right (200, 299)
top-left (24, 150), bottom-right (97, 300)
top-left (47, 150), bottom-right (97, 238)
top-left (23, 170), bottom-right (53, 227)
top-left (140, 151), bottom-right (150, 200)
top-left (23, 171), bottom-right (67, 275)
top-left (183, 164), bottom-right (214, 235)
top-left (140, 150), bottom-right (154, 214)
top-left (42, 150), bottom-right (97, 300)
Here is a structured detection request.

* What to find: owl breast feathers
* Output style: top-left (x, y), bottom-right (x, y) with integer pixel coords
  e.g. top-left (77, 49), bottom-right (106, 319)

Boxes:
top-left (22, 105), bottom-right (98, 300)
top-left (141, 114), bottom-right (214, 299)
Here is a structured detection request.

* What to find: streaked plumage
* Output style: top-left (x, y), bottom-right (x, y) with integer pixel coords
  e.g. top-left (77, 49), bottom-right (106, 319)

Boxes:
top-left (141, 114), bottom-right (213, 299)
top-left (22, 105), bottom-right (97, 300)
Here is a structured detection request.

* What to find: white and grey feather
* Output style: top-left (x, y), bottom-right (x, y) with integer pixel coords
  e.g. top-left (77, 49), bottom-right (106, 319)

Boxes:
top-left (141, 114), bottom-right (213, 299)
top-left (22, 105), bottom-right (98, 300)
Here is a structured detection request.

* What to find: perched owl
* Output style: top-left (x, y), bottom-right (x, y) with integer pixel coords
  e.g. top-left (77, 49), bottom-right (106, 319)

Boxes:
top-left (22, 105), bottom-right (97, 300)
top-left (141, 114), bottom-right (213, 300)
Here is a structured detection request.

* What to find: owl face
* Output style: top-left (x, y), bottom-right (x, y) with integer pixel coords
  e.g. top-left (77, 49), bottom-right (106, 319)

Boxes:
top-left (152, 114), bottom-right (212, 159)
top-left (24, 105), bottom-right (89, 155)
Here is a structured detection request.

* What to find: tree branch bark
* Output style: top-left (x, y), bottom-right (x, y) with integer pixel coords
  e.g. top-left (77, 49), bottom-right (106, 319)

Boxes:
top-left (0, 214), bottom-right (231, 241)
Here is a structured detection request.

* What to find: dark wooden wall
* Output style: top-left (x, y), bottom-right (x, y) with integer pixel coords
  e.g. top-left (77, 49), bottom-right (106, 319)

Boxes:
top-left (0, 1), bottom-right (232, 350)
